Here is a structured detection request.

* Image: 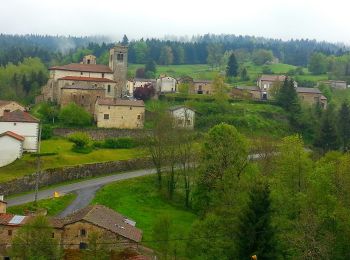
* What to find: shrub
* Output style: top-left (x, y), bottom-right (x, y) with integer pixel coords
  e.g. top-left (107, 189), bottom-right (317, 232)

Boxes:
top-left (94, 137), bottom-right (136, 149)
top-left (59, 103), bottom-right (92, 127)
top-left (68, 132), bottom-right (92, 153)
top-left (41, 125), bottom-right (53, 140)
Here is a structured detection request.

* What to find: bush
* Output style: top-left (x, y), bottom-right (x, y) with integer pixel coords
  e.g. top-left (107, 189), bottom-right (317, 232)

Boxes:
top-left (94, 137), bottom-right (136, 149)
top-left (68, 132), bottom-right (92, 153)
top-left (59, 103), bottom-right (92, 127)
top-left (41, 125), bottom-right (53, 140)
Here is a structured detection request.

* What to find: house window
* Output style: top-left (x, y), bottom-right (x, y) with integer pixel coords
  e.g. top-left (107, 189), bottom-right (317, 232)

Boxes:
top-left (79, 242), bottom-right (88, 250)
top-left (82, 95), bottom-right (84, 99)
top-left (13, 123), bottom-right (16, 126)
top-left (129, 106), bottom-right (132, 110)
top-left (81, 72), bottom-right (83, 75)
top-left (117, 53), bottom-right (123, 61)
top-left (80, 229), bottom-right (87, 237)
top-left (94, 84), bottom-right (97, 87)
top-left (8, 230), bottom-right (12, 236)
top-left (137, 114), bottom-right (141, 119)
top-left (87, 59), bottom-right (91, 64)
top-left (186, 119), bottom-right (191, 125)
top-left (104, 114), bottom-right (109, 120)
top-left (108, 85), bottom-right (111, 93)
top-left (52, 232), bottom-right (55, 238)
top-left (4, 109), bottom-right (10, 113)
top-left (102, 73), bottom-right (105, 78)
top-left (108, 106), bottom-right (110, 109)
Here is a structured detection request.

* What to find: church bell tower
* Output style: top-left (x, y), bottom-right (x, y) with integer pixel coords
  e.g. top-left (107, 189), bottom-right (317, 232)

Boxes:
top-left (109, 45), bottom-right (128, 97)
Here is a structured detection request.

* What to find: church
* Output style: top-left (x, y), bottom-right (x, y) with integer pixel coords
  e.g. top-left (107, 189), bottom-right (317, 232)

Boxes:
top-left (40, 45), bottom-right (129, 113)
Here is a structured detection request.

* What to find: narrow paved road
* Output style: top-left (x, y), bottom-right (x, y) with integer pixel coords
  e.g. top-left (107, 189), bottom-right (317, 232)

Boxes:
top-left (7, 168), bottom-right (157, 210)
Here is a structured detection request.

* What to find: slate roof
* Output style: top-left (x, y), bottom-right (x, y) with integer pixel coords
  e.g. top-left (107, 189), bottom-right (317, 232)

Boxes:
top-left (0, 110), bottom-right (39, 123)
top-left (259, 75), bottom-right (287, 82)
top-left (97, 98), bottom-right (145, 107)
top-left (61, 85), bottom-right (105, 90)
top-left (236, 86), bottom-right (260, 91)
top-left (49, 63), bottom-right (112, 73)
top-left (296, 87), bottom-right (322, 94)
top-left (193, 79), bottom-right (213, 84)
top-left (58, 76), bottom-right (116, 83)
top-left (0, 131), bottom-right (25, 141)
top-left (60, 204), bottom-right (142, 242)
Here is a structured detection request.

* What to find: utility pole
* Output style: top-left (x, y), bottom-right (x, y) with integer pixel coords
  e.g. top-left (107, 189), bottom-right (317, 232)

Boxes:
top-left (34, 123), bottom-right (42, 205)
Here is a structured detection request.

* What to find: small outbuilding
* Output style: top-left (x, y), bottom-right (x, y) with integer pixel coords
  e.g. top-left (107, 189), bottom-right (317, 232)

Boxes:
top-left (0, 131), bottom-right (24, 167)
top-left (168, 106), bottom-right (196, 129)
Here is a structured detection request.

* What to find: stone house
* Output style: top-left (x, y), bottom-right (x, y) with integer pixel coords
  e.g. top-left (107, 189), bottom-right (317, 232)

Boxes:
top-left (296, 87), bottom-right (327, 108)
top-left (0, 202), bottom-right (142, 259)
top-left (41, 45), bottom-right (128, 105)
top-left (60, 85), bottom-right (106, 115)
top-left (128, 78), bottom-right (157, 97)
top-left (0, 100), bottom-right (25, 117)
top-left (0, 131), bottom-right (25, 167)
top-left (0, 110), bottom-right (39, 153)
top-left (95, 98), bottom-right (145, 129)
top-left (232, 86), bottom-right (261, 100)
top-left (168, 106), bottom-right (196, 129)
top-left (256, 74), bottom-right (299, 100)
top-left (319, 80), bottom-right (347, 89)
top-left (156, 76), bottom-right (177, 93)
top-left (191, 80), bottom-right (214, 95)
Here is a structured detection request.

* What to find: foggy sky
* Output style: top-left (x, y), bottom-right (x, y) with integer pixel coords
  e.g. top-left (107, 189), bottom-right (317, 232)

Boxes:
top-left (2, 0), bottom-right (349, 44)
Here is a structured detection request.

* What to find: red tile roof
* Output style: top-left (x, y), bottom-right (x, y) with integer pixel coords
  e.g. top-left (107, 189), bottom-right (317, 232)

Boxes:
top-left (97, 98), bottom-right (145, 107)
top-left (259, 75), bottom-right (287, 82)
top-left (50, 63), bottom-right (112, 73)
top-left (0, 213), bottom-right (30, 226)
top-left (58, 76), bottom-right (116, 83)
top-left (61, 204), bottom-right (142, 242)
top-left (0, 110), bottom-right (39, 123)
top-left (0, 131), bottom-right (25, 141)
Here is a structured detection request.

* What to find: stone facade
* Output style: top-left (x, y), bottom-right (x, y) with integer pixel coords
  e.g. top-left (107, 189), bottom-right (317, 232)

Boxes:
top-left (156, 76), bottom-right (177, 93)
top-left (109, 45), bottom-right (128, 96)
top-left (191, 80), bottom-right (214, 95)
top-left (297, 87), bottom-right (327, 108)
top-left (168, 106), bottom-right (195, 129)
top-left (82, 54), bottom-right (96, 65)
top-left (60, 86), bottom-right (105, 114)
top-left (95, 98), bottom-right (145, 129)
top-left (0, 157), bottom-right (153, 196)
top-left (0, 101), bottom-right (25, 117)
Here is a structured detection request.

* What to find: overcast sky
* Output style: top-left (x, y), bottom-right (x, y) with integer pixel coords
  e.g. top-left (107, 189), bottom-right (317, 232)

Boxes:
top-left (1, 0), bottom-right (349, 44)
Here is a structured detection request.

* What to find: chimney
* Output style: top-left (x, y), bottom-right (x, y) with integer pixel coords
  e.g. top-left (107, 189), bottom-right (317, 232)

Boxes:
top-left (0, 195), bottom-right (7, 213)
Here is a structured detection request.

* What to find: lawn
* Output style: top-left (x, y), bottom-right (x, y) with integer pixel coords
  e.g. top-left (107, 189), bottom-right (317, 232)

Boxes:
top-left (0, 138), bottom-right (145, 183)
top-left (129, 64), bottom-right (219, 80)
top-left (93, 175), bottom-right (198, 256)
top-left (7, 193), bottom-right (76, 216)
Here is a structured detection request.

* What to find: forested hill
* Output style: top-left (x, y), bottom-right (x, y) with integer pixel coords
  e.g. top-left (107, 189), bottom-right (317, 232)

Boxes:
top-left (0, 34), bottom-right (349, 67)
top-left (0, 34), bottom-right (112, 66)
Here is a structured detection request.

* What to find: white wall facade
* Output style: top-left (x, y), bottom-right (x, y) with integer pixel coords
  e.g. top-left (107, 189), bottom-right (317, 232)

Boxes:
top-left (170, 108), bottom-right (195, 129)
top-left (0, 122), bottom-right (39, 152)
top-left (0, 136), bottom-right (23, 167)
top-left (50, 70), bottom-right (114, 81)
top-left (157, 77), bottom-right (177, 93)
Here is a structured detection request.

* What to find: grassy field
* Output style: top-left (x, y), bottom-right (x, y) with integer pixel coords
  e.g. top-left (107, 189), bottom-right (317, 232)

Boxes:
top-left (8, 193), bottom-right (76, 216)
top-left (93, 175), bottom-right (197, 256)
top-left (129, 63), bottom-right (328, 86)
top-left (0, 138), bottom-right (145, 183)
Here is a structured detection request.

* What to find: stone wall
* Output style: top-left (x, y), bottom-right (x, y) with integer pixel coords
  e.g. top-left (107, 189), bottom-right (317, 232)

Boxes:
top-left (0, 157), bottom-right (153, 196)
top-left (53, 128), bottom-right (150, 140)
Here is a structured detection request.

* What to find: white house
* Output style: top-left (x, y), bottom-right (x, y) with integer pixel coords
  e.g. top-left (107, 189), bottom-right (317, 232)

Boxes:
top-left (0, 131), bottom-right (24, 167)
top-left (0, 110), bottom-right (40, 153)
top-left (157, 76), bottom-right (177, 93)
top-left (0, 100), bottom-right (25, 116)
top-left (168, 106), bottom-right (195, 129)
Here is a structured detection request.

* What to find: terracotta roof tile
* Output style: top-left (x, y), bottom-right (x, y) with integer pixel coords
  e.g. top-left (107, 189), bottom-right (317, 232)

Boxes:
top-left (61, 204), bottom-right (142, 242)
top-left (259, 75), bottom-right (287, 82)
top-left (58, 76), bottom-right (116, 83)
top-left (0, 131), bottom-right (25, 141)
top-left (296, 87), bottom-right (323, 94)
top-left (0, 110), bottom-right (39, 123)
top-left (61, 85), bottom-right (105, 90)
top-left (49, 63), bottom-right (112, 73)
top-left (0, 213), bottom-right (31, 226)
top-left (97, 98), bottom-right (145, 107)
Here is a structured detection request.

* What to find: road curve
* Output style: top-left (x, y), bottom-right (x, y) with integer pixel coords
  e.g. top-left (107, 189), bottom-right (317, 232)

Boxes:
top-left (7, 168), bottom-right (156, 207)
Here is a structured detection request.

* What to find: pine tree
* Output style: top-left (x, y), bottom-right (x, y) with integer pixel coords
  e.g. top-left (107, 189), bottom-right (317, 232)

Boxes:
top-left (338, 101), bottom-right (350, 152)
top-left (236, 183), bottom-right (276, 260)
top-left (121, 34), bottom-right (129, 46)
top-left (315, 108), bottom-right (339, 152)
top-left (226, 53), bottom-right (238, 77)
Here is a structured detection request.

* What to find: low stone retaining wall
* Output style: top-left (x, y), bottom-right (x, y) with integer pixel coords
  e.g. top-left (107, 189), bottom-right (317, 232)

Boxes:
top-left (53, 128), bottom-right (150, 140)
top-left (0, 157), bottom-right (153, 196)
